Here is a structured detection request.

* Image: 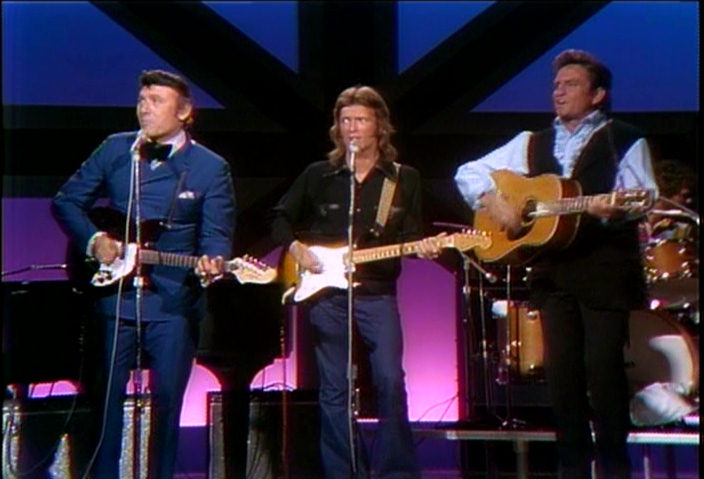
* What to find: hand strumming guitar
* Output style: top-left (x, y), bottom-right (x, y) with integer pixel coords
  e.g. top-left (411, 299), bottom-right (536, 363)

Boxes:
top-left (93, 234), bottom-right (122, 265)
top-left (289, 240), bottom-right (323, 273)
top-left (479, 190), bottom-right (522, 236)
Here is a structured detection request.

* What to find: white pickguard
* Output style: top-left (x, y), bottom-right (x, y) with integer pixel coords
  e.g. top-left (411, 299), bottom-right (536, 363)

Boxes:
top-left (293, 245), bottom-right (351, 302)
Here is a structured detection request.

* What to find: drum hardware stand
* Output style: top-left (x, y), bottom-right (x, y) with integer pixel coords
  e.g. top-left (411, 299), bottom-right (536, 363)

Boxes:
top-left (498, 265), bottom-right (527, 430)
top-left (457, 251), bottom-right (502, 425)
top-left (653, 196), bottom-right (700, 226)
top-left (279, 308), bottom-right (291, 479)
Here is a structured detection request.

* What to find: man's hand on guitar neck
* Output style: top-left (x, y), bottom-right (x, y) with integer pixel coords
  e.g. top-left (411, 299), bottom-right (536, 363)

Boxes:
top-left (196, 255), bottom-right (225, 287)
top-left (586, 196), bottom-right (627, 222)
top-left (289, 240), bottom-right (323, 273)
top-left (416, 232), bottom-right (446, 260)
top-left (479, 190), bottom-right (522, 236)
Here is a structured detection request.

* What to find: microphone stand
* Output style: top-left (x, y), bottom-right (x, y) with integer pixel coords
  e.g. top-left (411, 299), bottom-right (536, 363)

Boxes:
top-left (130, 137), bottom-right (147, 479)
top-left (1, 263), bottom-right (68, 277)
top-left (345, 142), bottom-right (359, 476)
top-left (656, 197), bottom-right (700, 226)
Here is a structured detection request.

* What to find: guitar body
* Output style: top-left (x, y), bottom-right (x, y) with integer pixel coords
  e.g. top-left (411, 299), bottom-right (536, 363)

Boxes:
top-left (84, 207), bottom-right (165, 288)
top-left (280, 245), bottom-right (350, 303)
top-left (89, 206), bottom-right (163, 246)
top-left (473, 170), bottom-right (582, 264)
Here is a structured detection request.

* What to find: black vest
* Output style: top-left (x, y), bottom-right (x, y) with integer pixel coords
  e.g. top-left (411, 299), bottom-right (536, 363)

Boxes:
top-left (527, 120), bottom-right (647, 311)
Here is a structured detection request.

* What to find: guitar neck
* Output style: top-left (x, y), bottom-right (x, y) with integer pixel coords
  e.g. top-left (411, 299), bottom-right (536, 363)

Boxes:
top-left (140, 250), bottom-right (199, 269)
top-left (538, 192), bottom-right (613, 216)
top-left (350, 237), bottom-right (451, 264)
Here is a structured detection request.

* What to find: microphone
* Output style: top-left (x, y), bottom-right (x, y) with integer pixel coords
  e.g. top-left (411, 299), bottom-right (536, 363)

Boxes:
top-left (347, 140), bottom-right (359, 172)
top-left (484, 270), bottom-right (498, 284)
top-left (457, 251), bottom-right (498, 283)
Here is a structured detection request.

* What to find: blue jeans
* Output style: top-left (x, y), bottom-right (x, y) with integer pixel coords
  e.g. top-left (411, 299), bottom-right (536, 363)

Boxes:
top-left (309, 293), bottom-right (420, 479)
top-left (87, 317), bottom-right (197, 479)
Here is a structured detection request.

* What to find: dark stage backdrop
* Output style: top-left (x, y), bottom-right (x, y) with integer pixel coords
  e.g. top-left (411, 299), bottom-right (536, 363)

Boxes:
top-left (3, 1), bottom-right (699, 423)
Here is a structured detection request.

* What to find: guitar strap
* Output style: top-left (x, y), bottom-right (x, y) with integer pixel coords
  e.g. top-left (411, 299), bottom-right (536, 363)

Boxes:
top-left (372, 162), bottom-right (401, 236)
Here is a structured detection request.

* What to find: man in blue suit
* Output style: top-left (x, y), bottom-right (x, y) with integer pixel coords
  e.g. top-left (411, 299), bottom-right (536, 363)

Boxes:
top-left (52, 70), bottom-right (236, 479)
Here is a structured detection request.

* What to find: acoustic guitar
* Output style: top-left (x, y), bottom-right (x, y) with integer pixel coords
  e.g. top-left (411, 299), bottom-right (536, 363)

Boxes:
top-left (472, 170), bottom-right (655, 264)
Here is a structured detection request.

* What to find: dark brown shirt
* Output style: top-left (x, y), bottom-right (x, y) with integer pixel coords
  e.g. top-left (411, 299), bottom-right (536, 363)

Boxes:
top-left (271, 159), bottom-right (424, 294)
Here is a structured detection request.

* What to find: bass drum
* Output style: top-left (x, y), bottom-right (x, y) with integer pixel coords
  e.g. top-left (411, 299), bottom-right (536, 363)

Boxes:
top-left (625, 309), bottom-right (699, 425)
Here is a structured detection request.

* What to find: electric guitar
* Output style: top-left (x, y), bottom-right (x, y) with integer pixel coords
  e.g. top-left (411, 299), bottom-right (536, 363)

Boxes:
top-left (472, 170), bottom-right (655, 264)
top-left (279, 230), bottom-right (492, 303)
top-left (92, 245), bottom-right (276, 287)
top-left (84, 207), bottom-right (276, 287)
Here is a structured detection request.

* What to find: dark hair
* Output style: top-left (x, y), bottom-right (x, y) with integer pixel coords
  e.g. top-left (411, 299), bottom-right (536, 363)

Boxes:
top-left (139, 70), bottom-right (191, 98)
top-left (653, 159), bottom-right (696, 198)
top-left (327, 85), bottom-right (397, 165)
top-left (138, 69), bottom-right (194, 127)
top-left (552, 49), bottom-right (612, 112)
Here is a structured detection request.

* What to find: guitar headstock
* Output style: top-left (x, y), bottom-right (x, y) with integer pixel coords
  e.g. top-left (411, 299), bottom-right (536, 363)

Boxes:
top-left (447, 229), bottom-right (492, 252)
top-left (615, 188), bottom-right (656, 213)
top-left (227, 255), bottom-right (277, 285)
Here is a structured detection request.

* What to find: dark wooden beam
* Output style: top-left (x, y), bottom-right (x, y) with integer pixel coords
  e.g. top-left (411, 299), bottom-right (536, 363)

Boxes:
top-left (390, 1), bottom-right (610, 132)
top-left (91, 1), bottom-right (326, 134)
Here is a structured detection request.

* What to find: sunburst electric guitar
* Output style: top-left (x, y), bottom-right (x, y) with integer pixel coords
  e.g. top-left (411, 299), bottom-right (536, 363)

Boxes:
top-left (279, 230), bottom-right (492, 303)
top-left (472, 170), bottom-right (655, 264)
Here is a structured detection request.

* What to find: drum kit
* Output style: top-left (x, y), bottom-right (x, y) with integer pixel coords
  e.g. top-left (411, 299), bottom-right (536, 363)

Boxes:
top-left (629, 209), bottom-right (699, 425)
top-left (473, 208), bottom-right (699, 427)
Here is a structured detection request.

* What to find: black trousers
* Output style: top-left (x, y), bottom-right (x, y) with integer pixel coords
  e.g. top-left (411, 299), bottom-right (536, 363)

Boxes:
top-left (540, 291), bottom-right (631, 479)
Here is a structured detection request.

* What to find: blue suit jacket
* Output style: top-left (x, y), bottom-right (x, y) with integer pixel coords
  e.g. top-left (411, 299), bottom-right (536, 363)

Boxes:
top-left (52, 131), bottom-right (236, 322)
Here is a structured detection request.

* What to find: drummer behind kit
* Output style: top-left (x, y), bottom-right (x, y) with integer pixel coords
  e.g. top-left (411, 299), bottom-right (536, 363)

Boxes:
top-left (471, 170), bottom-right (700, 426)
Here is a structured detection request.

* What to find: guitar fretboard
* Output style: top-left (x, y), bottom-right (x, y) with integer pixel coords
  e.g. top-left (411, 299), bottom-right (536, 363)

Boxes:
top-left (540, 193), bottom-right (609, 215)
top-left (535, 189), bottom-right (652, 218)
top-left (141, 250), bottom-right (199, 268)
top-left (349, 237), bottom-right (454, 264)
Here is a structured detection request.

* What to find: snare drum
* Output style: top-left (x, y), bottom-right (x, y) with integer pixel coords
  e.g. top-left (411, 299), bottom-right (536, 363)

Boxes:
top-left (625, 309), bottom-right (699, 396)
top-left (643, 239), bottom-right (699, 305)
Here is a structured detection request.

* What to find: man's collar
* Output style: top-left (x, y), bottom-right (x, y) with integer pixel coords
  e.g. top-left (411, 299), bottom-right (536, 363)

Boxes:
top-left (553, 110), bottom-right (607, 131)
top-left (324, 157), bottom-right (399, 180)
top-left (375, 159), bottom-right (399, 180)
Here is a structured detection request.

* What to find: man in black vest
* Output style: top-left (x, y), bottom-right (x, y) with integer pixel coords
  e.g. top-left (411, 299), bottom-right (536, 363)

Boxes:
top-left (454, 50), bottom-right (658, 479)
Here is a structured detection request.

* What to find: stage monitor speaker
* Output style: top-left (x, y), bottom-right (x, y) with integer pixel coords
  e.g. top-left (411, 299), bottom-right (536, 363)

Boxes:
top-left (2, 395), bottom-right (151, 479)
top-left (206, 391), bottom-right (322, 479)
